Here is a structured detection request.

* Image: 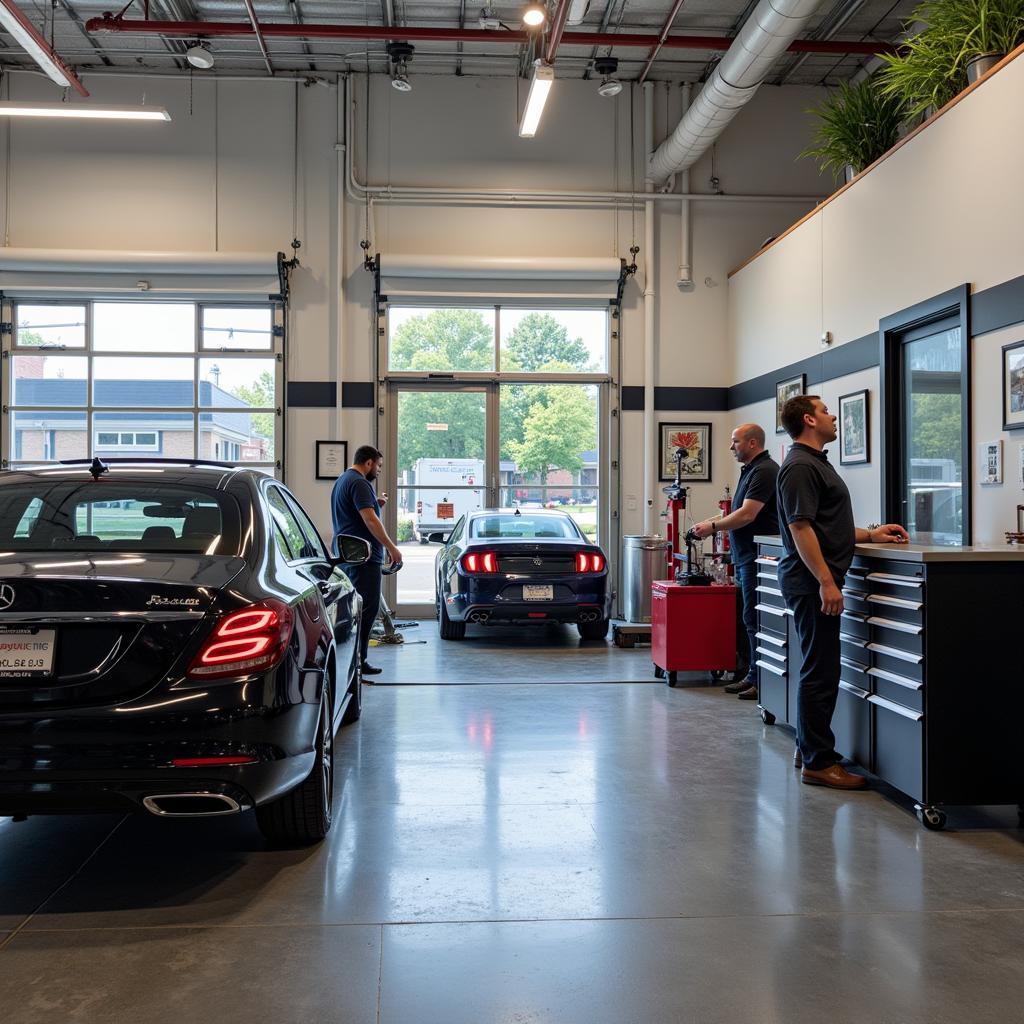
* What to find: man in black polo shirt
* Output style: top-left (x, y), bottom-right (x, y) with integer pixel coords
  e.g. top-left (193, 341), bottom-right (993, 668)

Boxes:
top-left (777, 395), bottom-right (907, 790)
top-left (693, 423), bottom-right (779, 701)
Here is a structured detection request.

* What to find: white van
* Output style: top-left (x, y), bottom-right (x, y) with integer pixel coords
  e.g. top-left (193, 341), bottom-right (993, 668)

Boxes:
top-left (412, 458), bottom-right (485, 543)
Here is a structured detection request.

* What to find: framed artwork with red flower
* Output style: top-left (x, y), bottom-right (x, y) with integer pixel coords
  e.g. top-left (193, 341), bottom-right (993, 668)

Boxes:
top-left (659, 423), bottom-right (712, 482)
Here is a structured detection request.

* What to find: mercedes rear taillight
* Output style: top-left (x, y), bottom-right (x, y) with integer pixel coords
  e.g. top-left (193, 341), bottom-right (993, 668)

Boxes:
top-left (575, 552), bottom-right (606, 573)
top-left (187, 599), bottom-right (294, 680)
top-left (461, 551), bottom-right (499, 574)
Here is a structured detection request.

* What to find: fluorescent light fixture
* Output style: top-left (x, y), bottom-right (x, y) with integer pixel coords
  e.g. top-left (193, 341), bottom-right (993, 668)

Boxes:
top-left (518, 61), bottom-right (554, 139)
top-left (0, 1), bottom-right (72, 90)
top-left (0, 101), bottom-right (171, 121)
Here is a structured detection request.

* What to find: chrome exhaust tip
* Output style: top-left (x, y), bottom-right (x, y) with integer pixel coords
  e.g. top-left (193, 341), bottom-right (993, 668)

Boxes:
top-left (142, 792), bottom-right (242, 817)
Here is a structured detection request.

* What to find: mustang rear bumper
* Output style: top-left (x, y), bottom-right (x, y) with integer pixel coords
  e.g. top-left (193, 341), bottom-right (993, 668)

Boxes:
top-left (447, 581), bottom-right (612, 624)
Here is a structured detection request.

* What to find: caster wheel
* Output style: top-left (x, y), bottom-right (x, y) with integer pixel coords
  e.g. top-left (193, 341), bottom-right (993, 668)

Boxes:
top-left (667, 671), bottom-right (678, 688)
top-left (654, 665), bottom-right (665, 679)
top-left (916, 805), bottom-right (947, 831)
top-left (759, 707), bottom-right (776, 725)
top-left (710, 670), bottom-right (724, 681)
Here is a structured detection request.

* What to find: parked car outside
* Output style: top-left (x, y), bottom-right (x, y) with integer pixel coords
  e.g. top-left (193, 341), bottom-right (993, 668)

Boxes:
top-left (0, 459), bottom-right (367, 845)
top-left (435, 508), bottom-right (612, 641)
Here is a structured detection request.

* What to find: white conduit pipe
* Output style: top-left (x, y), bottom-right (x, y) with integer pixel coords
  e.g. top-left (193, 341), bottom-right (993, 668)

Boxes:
top-left (643, 82), bottom-right (657, 535)
top-left (677, 82), bottom-right (693, 290)
top-left (335, 81), bottom-right (346, 438)
top-left (341, 76), bottom-right (820, 209)
top-left (648, 0), bottom-right (822, 183)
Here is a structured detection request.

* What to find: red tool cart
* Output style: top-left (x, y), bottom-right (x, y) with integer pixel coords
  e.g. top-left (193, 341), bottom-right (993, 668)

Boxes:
top-left (651, 580), bottom-right (737, 687)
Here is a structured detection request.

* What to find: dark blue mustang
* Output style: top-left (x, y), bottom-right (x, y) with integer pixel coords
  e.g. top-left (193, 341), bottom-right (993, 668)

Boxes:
top-left (435, 508), bottom-right (612, 640)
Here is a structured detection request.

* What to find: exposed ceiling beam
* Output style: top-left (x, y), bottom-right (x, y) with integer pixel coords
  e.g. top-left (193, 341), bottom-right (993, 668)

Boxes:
top-left (775, 0), bottom-right (867, 84)
top-left (242, 0), bottom-right (274, 75)
top-left (85, 17), bottom-right (897, 57)
top-left (0, 0), bottom-right (88, 95)
top-left (637, 0), bottom-right (686, 85)
top-left (544, 0), bottom-right (572, 65)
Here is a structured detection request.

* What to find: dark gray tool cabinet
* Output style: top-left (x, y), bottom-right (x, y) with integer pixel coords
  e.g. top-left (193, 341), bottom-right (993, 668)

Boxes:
top-left (753, 536), bottom-right (1024, 831)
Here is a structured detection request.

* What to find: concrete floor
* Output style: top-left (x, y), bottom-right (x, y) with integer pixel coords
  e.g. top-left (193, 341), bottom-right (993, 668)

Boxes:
top-left (1, 668), bottom-right (1023, 1021)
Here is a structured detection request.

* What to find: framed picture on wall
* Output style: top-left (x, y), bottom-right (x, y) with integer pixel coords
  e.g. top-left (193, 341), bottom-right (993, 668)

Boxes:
top-left (316, 440), bottom-right (348, 480)
top-left (838, 389), bottom-right (870, 465)
top-left (775, 373), bottom-right (806, 434)
top-left (979, 440), bottom-right (1003, 485)
top-left (1003, 340), bottom-right (1024, 430)
top-left (659, 423), bottom-right (712, 482)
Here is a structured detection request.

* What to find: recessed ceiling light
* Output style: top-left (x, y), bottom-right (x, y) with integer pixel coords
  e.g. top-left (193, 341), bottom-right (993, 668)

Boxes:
top-left (0, 101), bottom-right (171, 121)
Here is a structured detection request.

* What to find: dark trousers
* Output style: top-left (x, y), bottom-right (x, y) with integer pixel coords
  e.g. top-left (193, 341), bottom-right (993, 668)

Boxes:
top-left (784, 588), bottom-right (842, 771)
top-left (734, 561), bottom-right (758, 685)
top-left (342, 561), bottom-right (382, 664)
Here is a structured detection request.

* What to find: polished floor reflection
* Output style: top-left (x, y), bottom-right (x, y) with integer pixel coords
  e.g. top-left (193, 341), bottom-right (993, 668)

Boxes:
top-left (1, 683), bottom-right (1022, 1022)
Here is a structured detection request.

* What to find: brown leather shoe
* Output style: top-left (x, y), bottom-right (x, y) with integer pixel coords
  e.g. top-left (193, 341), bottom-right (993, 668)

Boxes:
top-left (724, 677), bottom-right (751, 693)
top-left (793, 748), bottom-right (802, 769)
top-left (801, 764), bottom-right (867, 790)
top-left (737, 685), bottom-right (758, 700)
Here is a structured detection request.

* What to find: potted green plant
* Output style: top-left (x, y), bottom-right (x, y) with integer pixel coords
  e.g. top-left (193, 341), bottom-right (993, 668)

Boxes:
top-left (799, 77), bottom-right (907, 184)
top-left (877, 0), bottom-right (1024, 117)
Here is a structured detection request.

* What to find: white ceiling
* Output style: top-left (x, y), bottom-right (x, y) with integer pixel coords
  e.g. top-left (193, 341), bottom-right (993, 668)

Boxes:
top-left (3, 0), bottom-right (917, 83)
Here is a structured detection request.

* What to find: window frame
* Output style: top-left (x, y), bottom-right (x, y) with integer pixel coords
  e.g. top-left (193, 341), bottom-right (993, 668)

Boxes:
top-left (1, 297), bottom-right (283, 475)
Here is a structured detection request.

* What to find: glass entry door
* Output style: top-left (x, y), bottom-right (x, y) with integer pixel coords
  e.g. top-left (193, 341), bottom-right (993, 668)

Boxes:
top-left (389, 385), bottom-right (493, 615)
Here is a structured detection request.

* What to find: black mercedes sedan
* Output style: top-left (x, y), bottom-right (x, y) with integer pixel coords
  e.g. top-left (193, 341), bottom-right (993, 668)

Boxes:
top-left (435, 508), bottom-right (612, 641)
top-left (0, 459), bottom-right (367, 846)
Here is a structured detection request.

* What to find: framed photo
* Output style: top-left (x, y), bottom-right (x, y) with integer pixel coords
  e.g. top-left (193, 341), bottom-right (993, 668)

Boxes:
top-left (659, 423), bottom-right (711, 482)
top-left (775, 373), bottom-right (806, 434)
top-left (979, 440), bottom-right (1003, 485)
top-left (316, 440), bottom-right (348, 480)
top-left (1003, 340), bottom-right (1024, 430)
top-left (838, 389), bottom-right (870, 465)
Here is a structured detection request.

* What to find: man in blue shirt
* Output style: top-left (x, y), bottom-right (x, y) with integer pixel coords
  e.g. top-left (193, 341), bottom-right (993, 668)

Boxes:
top-left (331, 444), bottom-right (403, 676)
top-left (693, 423), bottom-right (779, 701)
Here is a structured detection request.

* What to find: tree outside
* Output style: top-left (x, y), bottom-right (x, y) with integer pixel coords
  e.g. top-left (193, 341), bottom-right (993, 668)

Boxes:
top-left (231, 369), bottom-right (275, 443)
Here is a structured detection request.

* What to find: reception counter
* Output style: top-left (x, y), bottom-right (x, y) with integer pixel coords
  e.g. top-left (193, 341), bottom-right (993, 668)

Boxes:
top-left (752, 536), bottom-right (1024, 830)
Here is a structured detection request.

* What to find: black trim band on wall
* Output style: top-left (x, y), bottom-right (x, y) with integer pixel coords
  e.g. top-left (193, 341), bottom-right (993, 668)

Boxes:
top-left (341, 381), bottom-right (375, 408)
top-left (971, 273), bottom-right (1024, 337)
top-left (620, 385), bottom-right (729, 412)
top-left (287, 381), bottom-right (336, 408)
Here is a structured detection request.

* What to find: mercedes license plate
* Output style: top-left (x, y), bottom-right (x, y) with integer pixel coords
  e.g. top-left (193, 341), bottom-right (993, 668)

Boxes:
top-left (523, 585), bottom-right (553, 601)
top-left (0, 628), bottom-right (56, 678)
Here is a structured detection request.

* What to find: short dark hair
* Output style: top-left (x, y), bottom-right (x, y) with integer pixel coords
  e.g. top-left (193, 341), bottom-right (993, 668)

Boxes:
top-left (781, 395), bottom-right (820, 440)
top-left (353, 444), bottom-right (382, 465)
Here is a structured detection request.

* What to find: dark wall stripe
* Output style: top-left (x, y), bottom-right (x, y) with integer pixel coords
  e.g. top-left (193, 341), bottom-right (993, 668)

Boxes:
top-left (621, 386), bottom-right (643, 411)
top-left (971, 273), bottom-right (1024, 337)
top-left (656, 386), bottom-right (729, 411)
top-left (341, 381), bottom-right (375, 408)
top-left (287, 381), bottom-right (336, 408)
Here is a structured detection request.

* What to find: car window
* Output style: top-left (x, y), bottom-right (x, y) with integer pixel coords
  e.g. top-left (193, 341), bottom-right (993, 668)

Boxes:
top-left (281, 489), bottom-right (328, 562)
top-left (266, 487), bottom-right (316, 561)
top-left (272, 521), bottom-right (295, 562)
top-left (470, 514), bottom-right (580, 539)
top-left (448, 515), bottom-right (466, 545)
top-left (0, 481), bottom-right (239, 553)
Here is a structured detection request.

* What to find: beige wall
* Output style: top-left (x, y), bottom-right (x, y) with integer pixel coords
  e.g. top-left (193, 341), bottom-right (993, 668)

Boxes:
top-left (728, 53), bottom-right (1024, 545)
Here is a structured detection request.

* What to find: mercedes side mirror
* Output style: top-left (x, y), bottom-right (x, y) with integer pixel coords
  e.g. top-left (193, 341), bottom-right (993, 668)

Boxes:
top-left (334, 534), bottom-right (372, 565)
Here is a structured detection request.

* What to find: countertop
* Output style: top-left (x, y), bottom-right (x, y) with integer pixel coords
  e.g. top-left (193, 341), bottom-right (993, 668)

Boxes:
top-left (753, 535), bottom-right (1024, 563)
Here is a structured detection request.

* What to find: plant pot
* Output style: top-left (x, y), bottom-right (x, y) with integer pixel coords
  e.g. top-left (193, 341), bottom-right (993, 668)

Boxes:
top-left (966, 52), bottom-right (1001, 84)
top-left (843, 164), bottom-right (856, 184)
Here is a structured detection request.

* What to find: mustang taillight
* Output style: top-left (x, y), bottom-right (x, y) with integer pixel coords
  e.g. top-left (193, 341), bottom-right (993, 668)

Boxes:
top-left (187, 599), bottom-right (294, 680)
top-left (575, 551), bottom-right (606, 573)
top-left (462, 551), bottom-right (499, 574)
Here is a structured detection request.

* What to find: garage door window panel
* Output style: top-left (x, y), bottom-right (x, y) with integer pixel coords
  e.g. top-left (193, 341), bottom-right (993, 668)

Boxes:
top-left (15, 303), bottom-right (86, 348)
top-left (202, 307), bottom-right (274, 351)
top-left (93, 302), bottom-right (195, 352)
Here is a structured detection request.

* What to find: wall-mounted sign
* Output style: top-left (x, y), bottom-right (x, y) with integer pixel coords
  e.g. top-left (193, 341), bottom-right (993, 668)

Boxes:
top-left (437, 502), bottom-right (455, 520)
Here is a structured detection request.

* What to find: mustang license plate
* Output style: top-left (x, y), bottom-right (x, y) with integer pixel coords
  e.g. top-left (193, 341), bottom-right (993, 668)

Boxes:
top-left (523, 585), bottom-right (553, 601)
top-left (0, 628), bottom-right (56, 678)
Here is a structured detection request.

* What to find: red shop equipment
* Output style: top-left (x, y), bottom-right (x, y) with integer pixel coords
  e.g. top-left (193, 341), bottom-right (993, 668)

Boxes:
top-left (651, 580), bottom-right (736, 687)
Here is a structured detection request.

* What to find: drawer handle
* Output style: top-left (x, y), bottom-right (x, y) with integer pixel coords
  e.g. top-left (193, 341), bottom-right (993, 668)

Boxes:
top-left (868, 615), bottom-right (922, 636)
top-left (757, 572), bottom-right (778, 583)
top-left (755, 585), bottom-right (784, 597)
top-left (756, 659), bottom-right (786, 677)
top-left (755, 604), bottom-right (786, 618)
top-left (839, 632), bottom-right (869, 647)
top-left (840, 656), bottom-right (869, 673)
top-left (868, 667), bottom-right (922, 691)
top-left (868, 693), bottom-right (924, 722)
top-left (866, 572), bottom-right (923, 589)
top-left (840, 611), bottom-right (867, 623)
top-left (756, 646), bottom-right (786, 663)
top-left (755, 557), bottom-right (780, 567)
top-left (867, 594), bottom-right (923, 611)
top-left (842, 588), bottom-right (868, 599)
top-left (866, 642), bottom-right (923, 665)
top-left (755, 631), bottom-right (785, 648)
top-left (839, 680), bottom-right (869, 700)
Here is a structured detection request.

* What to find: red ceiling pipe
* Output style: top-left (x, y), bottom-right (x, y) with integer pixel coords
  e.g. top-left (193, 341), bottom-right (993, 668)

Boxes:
top-left (543, 0), bottom-right (573, 66)
top-left (84, 15), bottom-right (897, 56)
top-left (638, 0), bottom-right (688, 85)
top-left (242, 0), bottom-right (274, 75)
top-left (2, 0), bottom-right (89, 95)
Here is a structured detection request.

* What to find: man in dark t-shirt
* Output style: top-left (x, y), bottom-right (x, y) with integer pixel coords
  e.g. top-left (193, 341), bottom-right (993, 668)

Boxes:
top-left (777, 395), bottom-right (907, 790)
top-left (331, 444), bottom-right (403, 675)
top-left (693, 423), bottom-right (778, 701)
